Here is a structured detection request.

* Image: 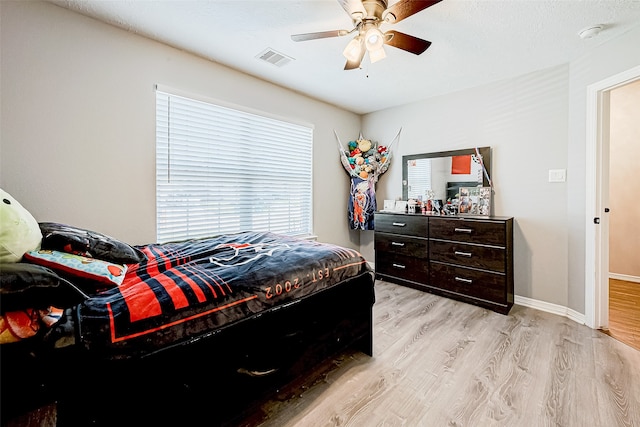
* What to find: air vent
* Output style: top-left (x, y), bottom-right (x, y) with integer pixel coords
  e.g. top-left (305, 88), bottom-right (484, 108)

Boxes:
top-left (256, 48), bottom-right (294, 67)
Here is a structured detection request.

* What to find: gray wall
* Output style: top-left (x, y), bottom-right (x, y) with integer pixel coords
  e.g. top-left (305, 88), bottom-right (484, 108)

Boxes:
top-left (0, 1), bottom-right (362, 249)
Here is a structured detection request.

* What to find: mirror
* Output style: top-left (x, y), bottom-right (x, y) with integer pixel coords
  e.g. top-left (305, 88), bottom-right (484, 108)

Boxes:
top-left (402, 147), bottom-right (491, 214)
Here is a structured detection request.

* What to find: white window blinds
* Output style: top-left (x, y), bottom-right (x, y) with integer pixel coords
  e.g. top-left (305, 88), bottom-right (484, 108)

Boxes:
top-left (407, 158), bottom-right (432, 200)
top-left (156, 89), bottom-right (313, 243)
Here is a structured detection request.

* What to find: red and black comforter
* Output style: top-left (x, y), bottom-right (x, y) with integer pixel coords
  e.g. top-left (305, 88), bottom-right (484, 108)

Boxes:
top-left (71, 231), bottom-right (372, 359)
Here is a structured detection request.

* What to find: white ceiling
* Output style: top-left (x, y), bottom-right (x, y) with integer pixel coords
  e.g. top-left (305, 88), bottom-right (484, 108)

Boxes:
top-left (50, 0), bottom-right (640, 114)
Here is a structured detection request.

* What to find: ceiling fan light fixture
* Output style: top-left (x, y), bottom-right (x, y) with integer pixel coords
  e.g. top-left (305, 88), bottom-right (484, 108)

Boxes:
top-left (382, 10), bottom-right (396, 23)
top-left (369, 45), bottom-right (386, 63)
top-left (351, 11), bottom-right (365, 21)
top-left (343, 36), bottom-right (364, 62)
top-left (365, 27), bottom-right (384, 51)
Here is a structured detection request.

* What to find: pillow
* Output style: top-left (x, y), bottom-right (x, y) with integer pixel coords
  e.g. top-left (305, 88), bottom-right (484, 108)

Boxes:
top-left (39, 222), bottom-right (146, 265)
top-left (23, 250), bottom-right (128, 288)
top-left (0, 189), bottom-right (43, 263)
top-left (0, 262), bottom-right (88, 314)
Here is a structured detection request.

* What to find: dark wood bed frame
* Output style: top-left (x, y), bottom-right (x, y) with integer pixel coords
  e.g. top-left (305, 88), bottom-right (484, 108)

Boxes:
top-left (2, 272), bottom-right (375, 426)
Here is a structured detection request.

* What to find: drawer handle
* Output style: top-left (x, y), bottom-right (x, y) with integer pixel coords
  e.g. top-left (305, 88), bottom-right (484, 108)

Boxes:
top-left (392, 263), bottom-right (406, 269)
top-left (454, 228), bottom-right (473, 233)
top-left (455, 277), bottom-right (473, 284)
top-left (392, 222), bottom-right (407, 227)
top-left (391, 242), bottom-right (406, 247)
top-left (454, 251), bottom-right (472, 257)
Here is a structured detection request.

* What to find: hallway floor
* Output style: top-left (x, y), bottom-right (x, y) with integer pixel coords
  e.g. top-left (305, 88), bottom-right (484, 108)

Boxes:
top-left (603, 279), bottom-right (640, 351)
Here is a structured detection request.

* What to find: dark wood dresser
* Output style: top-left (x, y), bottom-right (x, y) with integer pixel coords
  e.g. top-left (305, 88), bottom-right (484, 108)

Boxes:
top-left (374, 212), bottom-right (514, 314)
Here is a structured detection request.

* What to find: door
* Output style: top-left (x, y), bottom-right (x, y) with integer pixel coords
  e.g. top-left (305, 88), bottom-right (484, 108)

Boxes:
top-left (585, 65), bottom-right (640, 329)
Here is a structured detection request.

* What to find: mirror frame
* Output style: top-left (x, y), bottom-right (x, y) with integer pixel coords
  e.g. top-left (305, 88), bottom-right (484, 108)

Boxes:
top-left (402, 146), bottom-right (491, 201)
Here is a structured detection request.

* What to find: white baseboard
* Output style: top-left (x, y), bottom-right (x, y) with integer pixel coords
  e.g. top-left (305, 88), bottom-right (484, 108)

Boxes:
top-left (609, 272), bottom-right (640, 283)
top-left (514, 295), bottom-right (586, 325)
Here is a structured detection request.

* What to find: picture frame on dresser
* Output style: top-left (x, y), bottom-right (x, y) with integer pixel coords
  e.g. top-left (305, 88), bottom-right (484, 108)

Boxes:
top-left (383, 199), bottom-right (395, 211)
top-left (458, 186), bottom-right (491, 216)
top-left (394, 200), bottom-right (407, 213)
top-left (458, 187), bottom-right (471, 214)
top-left (478, 187), bottom-right (491, 215)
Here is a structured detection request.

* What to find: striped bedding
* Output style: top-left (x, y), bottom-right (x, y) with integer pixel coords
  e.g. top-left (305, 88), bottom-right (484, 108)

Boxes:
top-left (70, 231), bottom-right (372, 359)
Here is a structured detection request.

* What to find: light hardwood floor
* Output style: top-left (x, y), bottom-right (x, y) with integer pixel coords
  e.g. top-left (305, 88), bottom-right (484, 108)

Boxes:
top-left (239, 280), bottom-right (640, 427)
top-left (604, 279), bottom-right (640, 351)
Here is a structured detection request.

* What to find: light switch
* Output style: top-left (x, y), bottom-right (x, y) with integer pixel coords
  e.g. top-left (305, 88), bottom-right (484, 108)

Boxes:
top-left (548, 169), bottom-right (566, 183)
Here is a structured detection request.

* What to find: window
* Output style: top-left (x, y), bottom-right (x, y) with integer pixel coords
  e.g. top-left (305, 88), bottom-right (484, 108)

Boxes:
top-left (156, 88), bottom-right (313, 243)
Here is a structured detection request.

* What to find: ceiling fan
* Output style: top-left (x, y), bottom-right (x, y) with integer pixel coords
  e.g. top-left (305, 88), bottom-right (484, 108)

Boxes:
top-left (291, 0), bottom-right (442, 70)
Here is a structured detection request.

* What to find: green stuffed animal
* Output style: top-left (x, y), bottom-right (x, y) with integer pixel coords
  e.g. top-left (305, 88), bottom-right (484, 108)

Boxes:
top-left (0, 188), bottom-right (42, 262)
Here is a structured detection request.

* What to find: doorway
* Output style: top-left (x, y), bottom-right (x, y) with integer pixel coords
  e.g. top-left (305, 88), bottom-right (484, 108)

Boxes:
top-left (585, 65), bottom-right (640, 334)
top-left (603, 80), bottom-right (640, 350)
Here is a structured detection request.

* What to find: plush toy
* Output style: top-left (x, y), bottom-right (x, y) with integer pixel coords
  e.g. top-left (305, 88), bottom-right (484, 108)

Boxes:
top-left (0, 188), bottom-right (42, 263)
top-left (357, 139), bottom-right (372, 153)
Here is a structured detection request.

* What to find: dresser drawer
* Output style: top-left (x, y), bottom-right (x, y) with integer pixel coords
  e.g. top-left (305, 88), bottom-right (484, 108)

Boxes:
top-left (429, 262), bottom-right (505, 304)
top-left (429, 217), bottom-right (505, 246)
top-left (375, 252), bottom-right (428, 284)
top-left (375, 213), bottom-right (427, 237)
top-left (375, 233), bottom-right (428, 259)
top-left (429, 240), bottom-right (505, 272)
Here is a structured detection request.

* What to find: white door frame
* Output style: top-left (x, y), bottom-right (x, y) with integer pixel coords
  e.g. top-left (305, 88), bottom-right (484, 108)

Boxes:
top-left (585, 65), bottom-right (640, 329)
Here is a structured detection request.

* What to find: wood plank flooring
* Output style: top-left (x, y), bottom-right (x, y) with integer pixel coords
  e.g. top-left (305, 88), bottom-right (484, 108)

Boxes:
top-left (6, 280), bottom-right (640, 426)
top-left (240, 280), bottom-right (640, 427)
top-left (603, 279), bottom-right (640, 351)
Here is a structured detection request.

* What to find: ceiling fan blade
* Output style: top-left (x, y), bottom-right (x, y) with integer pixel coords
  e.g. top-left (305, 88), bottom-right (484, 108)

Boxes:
top-left (337, 0), bottom-right (366, 19)
top-left (384, 0), bottom-right (442, 24)
top-left (291, 30), bottom-right (349, 42)
top-left (384, 30), bottom-right (431, 55)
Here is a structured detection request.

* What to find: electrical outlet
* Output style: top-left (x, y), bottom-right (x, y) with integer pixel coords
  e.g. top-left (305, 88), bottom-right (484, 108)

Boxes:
top-left (548, 169), bottom-right (566, 183)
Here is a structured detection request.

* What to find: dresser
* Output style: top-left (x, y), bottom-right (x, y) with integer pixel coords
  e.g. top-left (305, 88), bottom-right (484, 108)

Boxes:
top-left (374, 212), bottom-right (514, 314)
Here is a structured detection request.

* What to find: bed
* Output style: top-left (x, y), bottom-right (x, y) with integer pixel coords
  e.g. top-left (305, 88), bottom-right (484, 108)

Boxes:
top-left (1, 221), bottom-right (375, 425)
